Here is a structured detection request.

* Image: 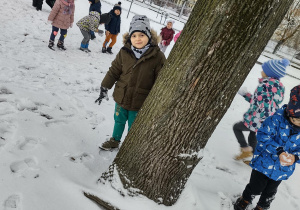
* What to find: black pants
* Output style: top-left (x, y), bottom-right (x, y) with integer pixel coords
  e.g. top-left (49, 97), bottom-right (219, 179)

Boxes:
top-left (242, 169), bottom-right (281, 209)
top-left (233, 121), bottom-right (257, 151)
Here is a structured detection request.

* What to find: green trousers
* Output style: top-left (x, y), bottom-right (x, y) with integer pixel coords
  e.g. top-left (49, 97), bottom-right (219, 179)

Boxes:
top-left (112, 103), bottom-right (138, 141)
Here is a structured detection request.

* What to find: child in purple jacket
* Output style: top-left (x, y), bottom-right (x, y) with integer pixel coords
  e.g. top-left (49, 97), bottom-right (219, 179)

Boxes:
top-left (233, 59), bottom-right (289, 161)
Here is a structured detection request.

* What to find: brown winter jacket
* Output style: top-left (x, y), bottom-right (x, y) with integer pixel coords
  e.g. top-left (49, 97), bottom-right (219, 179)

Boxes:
top-left (101, 29), bottom-right (166, 111)
top-left (48, 0), bottom-right (75, 30)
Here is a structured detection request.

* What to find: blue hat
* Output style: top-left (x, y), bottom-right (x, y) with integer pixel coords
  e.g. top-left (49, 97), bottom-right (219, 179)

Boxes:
top-left (262, 59), bottom-right (290, 79)
top-left (287, 85), bottom-right (300, 118)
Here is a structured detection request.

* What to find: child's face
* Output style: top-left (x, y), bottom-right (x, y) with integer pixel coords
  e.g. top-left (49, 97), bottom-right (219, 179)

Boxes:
top-left (261, 71), bottom-right (268, 78)
top-left (114, 9), bottom-right (121, 16)
top-left (130, 32), bottom-right (149, 49)
top-left (167, 22), bottom-right (173, 29)
top-left (289, 117), bottom-right (300, 127)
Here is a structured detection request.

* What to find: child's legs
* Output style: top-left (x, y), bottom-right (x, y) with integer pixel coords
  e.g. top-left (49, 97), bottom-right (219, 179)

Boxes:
top-left (159, 43), bottom-right (168, 53)
top-left (257, 179), bottom-right (281, 209)
top-left (80, 29), bottom-right (91, 45)
top-left (242, 169), bottom-right (269, 203)
top-left (127, 110), bottom-right (138, 131)
top-left (36, 0), bottom-right (43, 9)
top-left (108, 34), bottom-right (117, 48)
top-left (103, 34), bottom-right (113, 47)
top-left (58, 29), bottom-right (67, 41)
top-left (233, 121), bottom-right (249, 148)
top-left (248, 131), bottom-right (257, 151)
top-left (50, 26), bottom-right (59, 41)
top-left (112, 103), bottom-right (128, 141)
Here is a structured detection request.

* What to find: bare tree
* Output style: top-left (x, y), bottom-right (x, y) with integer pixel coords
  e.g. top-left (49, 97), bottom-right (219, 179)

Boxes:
top-left (86, 0), bottom-right (293, 209)
top-left (272, 0), bottom-right (300, 53)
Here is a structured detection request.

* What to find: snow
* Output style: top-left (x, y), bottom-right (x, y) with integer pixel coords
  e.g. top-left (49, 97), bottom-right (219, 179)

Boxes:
top-left (0, 0), bottom-right (300, 209)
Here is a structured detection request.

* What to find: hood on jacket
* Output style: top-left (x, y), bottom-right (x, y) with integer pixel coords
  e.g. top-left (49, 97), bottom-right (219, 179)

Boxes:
top-left (122, 29), bottom-right (161, 46)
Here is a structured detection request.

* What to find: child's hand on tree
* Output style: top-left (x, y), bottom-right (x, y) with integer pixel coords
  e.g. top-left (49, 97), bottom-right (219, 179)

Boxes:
top-left (279, 152), bottom-right (295, 166)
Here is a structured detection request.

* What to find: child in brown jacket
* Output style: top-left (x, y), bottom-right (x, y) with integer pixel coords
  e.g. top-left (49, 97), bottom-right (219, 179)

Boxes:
top-left (47, 0), bottom-right (75, 50)
top-left (95, 15), bottom-right (166, 151)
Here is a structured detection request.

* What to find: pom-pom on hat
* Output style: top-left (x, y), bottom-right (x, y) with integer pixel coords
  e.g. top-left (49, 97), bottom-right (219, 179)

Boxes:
top-left (113, 2), bottom-right (122, 12)
top-left (286, 85), bottom-right (300, 118)
top-left (129, 15), bottom-right (151, 39)
top-left (100, 13), bottom-right (112, 24)
top-left (262, 58), bottom-right (290, 79)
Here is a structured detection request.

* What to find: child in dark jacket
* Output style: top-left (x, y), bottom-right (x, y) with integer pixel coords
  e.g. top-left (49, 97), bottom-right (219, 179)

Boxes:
top-left (88, 0), bottom-right (101, 40)
top-left (158, 19), bottom-right (175, 53)
top-left (102, 2), bottom-right (121, 54)
top-left (95, 15), bottom-right (166, 151)
top-left (77, 12), bottom-right (111, 52)
top-left (233, 59), bottom-right (289, 162)
top-left (234, 85), bottom-right (300, 210)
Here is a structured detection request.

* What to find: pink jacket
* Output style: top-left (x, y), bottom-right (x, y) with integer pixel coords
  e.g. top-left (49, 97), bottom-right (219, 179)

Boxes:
top-left (174, 30), bottom-right (181, 42)
top-left (48, 0), bottom-right (75, 30)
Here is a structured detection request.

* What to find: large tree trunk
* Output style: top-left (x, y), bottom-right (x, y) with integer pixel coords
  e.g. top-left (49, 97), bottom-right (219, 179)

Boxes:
top-left (100, 0), bottom-right (293, 207)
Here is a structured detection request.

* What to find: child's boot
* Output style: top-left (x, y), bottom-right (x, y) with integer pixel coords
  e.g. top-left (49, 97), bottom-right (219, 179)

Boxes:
top-left (80, 43), bottom-right (86, 51)
top-left (85, 44), bottom-right (91, 52)
top-left (32, 0), bottom-right (37, 7)
top-left (234, 146), bottom-right (253, 160)
top-left (107, 47), bottom-right (113, 54)
top-left (91, 34), bottom-right (96, 40)
top-left (234, 197), bottom-right (250, 210)
top-left (48, 40), bottom-right (54, 50)
top-left (99, 137), bottom-right (120, 151)
top-left (57, 40), bottom-right (67, 50)
top-left (102, 47), bottom-right (106, 53)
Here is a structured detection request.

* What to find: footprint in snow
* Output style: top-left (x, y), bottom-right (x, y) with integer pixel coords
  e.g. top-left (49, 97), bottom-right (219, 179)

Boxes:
top-left (10, 158), bottom-right (38, 173)
top-left (69, 152), bottom-right (94, 163)
top-left (18, 137), bottom-right (39, 150)
top-left (4, 194), bottom-right (22, 210)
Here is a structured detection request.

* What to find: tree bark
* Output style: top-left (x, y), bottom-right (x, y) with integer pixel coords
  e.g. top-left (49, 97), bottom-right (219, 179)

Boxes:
top-left (100, 0), bottom-right (293, 207)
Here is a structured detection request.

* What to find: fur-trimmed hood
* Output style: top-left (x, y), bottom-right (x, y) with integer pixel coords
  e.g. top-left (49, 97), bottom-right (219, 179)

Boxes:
top-left (122, 29), bottom-right (161, 46)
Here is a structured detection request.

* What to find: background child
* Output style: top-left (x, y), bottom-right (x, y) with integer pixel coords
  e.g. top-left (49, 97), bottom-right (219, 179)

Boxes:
top-left (158, 19), bottom-right (175, 53)
top-left (234, 85), bottom-right (300, 210)
top-left (88, 0), bottom-right (101, 40)
top-left (102, 2), bottom-right (121, 54)
top-left (95, 15), bottom-right (166, 151)
top-left (76, 12), bottom-right (111, 52)
top-left (47, 0), bottom-right (75, 50)
top-left (233, 59), bottom-right (289, 162)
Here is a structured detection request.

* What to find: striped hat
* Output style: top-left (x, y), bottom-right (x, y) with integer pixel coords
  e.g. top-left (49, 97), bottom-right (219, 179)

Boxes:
top-left (262, 59), bottom-right (290, 79)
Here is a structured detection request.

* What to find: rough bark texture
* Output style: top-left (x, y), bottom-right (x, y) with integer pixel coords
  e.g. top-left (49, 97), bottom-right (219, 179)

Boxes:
top-left (101, 0), bottom-right (293, 206)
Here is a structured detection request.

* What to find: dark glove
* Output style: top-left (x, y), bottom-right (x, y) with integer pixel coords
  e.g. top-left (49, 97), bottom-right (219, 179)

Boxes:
top-left (97, 29), bottom-right (104, 37)
top-left (95, 87), bottom-right (109, 105)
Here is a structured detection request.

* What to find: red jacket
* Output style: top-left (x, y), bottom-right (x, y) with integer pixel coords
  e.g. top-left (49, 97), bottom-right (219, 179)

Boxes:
top-left (160, 27), bottom-right (175, 46)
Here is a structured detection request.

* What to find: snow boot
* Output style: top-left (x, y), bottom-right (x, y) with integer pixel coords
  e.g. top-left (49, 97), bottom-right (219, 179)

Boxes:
top-left (102, 47), bottom-right (106, 53)
top-left (106, 47), bottom-right (113, 54)
top-left (91, 34), bottom-right (96, 40)
top-left (57, 40), bottom-right (67, 50)
top-left (32, 0), bottom-right (37, 7)
top-left (48, 40), bottom-right (55, 50)
top-left (252, 206), bottom-right (263, 210)
top-left (234, 146), bottom-right (253, 160)
top-left (234, 197), bottom-right (250, 210)
top-left (99, 137), bottom-right (120, 151)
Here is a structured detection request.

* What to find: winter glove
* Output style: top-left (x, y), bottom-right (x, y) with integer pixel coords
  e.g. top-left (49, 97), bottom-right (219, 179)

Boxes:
top-left (162, 40), bottom-right (167, 46)
top-left (238, 87), bottom-right (248, 96)
top-left (95, 87), bottom-right (109, 105)
top-left (97, 29), bottom-right (104, 37)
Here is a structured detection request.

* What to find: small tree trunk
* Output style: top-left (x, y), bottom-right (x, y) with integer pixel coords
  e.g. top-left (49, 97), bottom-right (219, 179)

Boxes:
top-left (100, 0), bottom-right (293, 207)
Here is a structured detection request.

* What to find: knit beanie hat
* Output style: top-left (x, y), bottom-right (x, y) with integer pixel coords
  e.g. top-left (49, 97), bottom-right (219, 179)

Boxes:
top-left (100, 13), bottom-right (112, 24)
top-left (129, 15), bottom-right (151, 39)
top-left (286, 85), bottom-right (300, 118)
top-left (262, 58), bottom-right (290, 79)
top-left (113, 2), bottom-right (122, 13)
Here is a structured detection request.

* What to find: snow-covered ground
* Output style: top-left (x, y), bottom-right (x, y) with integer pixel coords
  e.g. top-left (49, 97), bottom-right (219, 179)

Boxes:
top-left (0, 0), bottom-right (299, 209)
